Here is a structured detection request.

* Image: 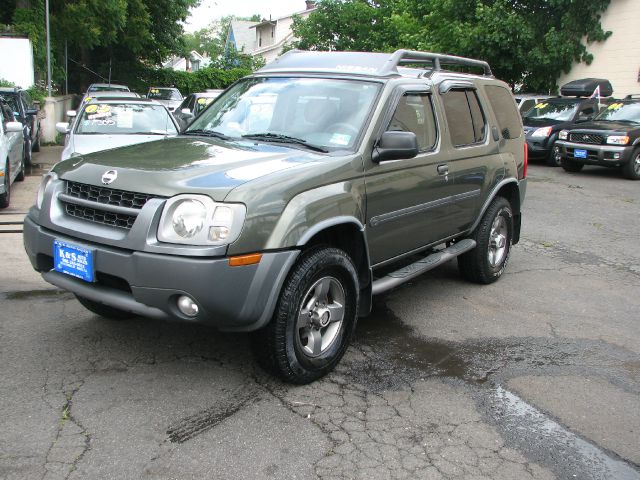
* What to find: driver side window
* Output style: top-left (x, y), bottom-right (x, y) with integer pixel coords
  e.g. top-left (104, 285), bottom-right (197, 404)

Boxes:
top-left (386, 93), bottom-right (437, 151)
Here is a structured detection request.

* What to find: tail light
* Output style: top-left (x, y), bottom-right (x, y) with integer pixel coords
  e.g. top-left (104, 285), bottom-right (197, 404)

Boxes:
top-left (521, 142), bottom-right (528, 179)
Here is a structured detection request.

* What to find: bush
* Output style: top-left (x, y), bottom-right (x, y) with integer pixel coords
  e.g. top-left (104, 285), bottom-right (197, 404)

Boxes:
top-left (113, 64), bottom-right (253, 95)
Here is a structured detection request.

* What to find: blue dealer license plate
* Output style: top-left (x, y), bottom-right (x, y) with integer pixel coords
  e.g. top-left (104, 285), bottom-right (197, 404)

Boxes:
top-left (53, 240), bottom-right (95, 282)
top-left (574, 149), bottom-right (588, 159)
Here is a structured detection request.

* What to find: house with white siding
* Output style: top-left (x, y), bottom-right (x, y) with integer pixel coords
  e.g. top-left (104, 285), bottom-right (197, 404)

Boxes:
top-left (558, 0), bottom-right (640, 97)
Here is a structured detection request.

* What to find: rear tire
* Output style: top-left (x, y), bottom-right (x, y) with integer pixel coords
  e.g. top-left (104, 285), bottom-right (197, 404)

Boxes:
top-left (0, 161), bottom-right (10, 209)
top-left (621, 148), bottom-right (640, 180)
top-left (561, 158), bottom-right (584, 173)
top-left (251, 247), bottom-right (359, 384)
top-left (458, 197), bottom-right (513, 284)
top-left (75, 295), bottom-right (136, 320)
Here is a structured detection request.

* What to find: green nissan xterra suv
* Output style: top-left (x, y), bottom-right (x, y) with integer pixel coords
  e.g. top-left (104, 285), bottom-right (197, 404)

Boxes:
top-left (24, 50), bottom-right (527, 384)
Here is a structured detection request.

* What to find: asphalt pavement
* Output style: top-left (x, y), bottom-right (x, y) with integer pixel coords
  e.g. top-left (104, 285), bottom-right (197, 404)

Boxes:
top-left (1, 149), bottom-right (639, 480)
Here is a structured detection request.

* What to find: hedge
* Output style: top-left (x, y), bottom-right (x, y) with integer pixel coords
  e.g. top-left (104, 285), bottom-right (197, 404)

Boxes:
top-left (112, 64), bottom-right (253, 95)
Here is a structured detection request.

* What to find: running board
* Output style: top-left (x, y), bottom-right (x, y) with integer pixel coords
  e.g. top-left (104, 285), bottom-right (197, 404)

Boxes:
top-left (371, 239), bottom-right (476, 295)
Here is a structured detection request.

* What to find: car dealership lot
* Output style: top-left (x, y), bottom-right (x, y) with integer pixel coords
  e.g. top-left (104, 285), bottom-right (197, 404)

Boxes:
top-left (1, 152), bottom-right (639, 480)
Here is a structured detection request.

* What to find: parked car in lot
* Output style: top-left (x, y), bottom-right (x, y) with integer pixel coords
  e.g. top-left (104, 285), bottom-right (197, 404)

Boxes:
top-left (24, 50), bottom-right (527, 383)
top-left (0, 86), bottom-right (41, 165)
top-left (80, 88), bottom-right (138, 106)
top-left (522, 79), bottom-right (613, 166)
top-left (555, 95), bottom-right (640, 179)
top-left (56, 97), bottom-right (179, 161)
top-left (86, 83), bottom-right (130, 94)
top-left (173, 90), bottom-right (223, 128)
top-left (514, 94), bottom-right (553, 116)
top-left (146, 87), bottom-right (183, 111)
top-left (0, 99), bottom-right (25, 208)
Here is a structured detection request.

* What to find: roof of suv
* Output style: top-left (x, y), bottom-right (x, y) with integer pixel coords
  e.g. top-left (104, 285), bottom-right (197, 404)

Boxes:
top-left (258, 49), bottom-right (493, 79)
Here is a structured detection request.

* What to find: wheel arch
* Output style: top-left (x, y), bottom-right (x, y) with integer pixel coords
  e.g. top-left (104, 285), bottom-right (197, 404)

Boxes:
top-left (470, 179), bottom-right (522, 244)
top-left (298, 219), bottom-right (373, 316)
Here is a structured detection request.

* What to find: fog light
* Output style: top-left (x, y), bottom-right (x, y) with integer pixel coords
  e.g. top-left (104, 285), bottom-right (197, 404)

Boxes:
top-left (177, 295), bottom-right (199, 317)
top-left (613, 153), bottom-right (621, 160)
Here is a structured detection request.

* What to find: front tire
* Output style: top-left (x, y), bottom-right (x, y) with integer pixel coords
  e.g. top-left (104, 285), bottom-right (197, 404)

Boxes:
top-left (75, 295), bottom-right (136, 320)
top-left (546, 144), bottom-right (562, 167)
top-left (561, 158), bottom-right (584, 173)
top-left (621, 148), bottom-right (640, 180)
top-left (458, 197), bottom-right (513, 284)
top-left (0, 161), bottom-right (10, 209)
top-left (251, 247), bottom-right (359, 384)
top-left (16, 156), bottom-right (25, 182)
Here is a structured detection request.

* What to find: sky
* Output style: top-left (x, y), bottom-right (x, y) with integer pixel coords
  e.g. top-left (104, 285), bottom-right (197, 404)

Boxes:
top-left (184, 0), bottom-right (308, 32)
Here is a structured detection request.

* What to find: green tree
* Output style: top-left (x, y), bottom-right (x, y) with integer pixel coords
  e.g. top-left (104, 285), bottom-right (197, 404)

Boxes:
top-left (291, 0), bottom-right (612, 92)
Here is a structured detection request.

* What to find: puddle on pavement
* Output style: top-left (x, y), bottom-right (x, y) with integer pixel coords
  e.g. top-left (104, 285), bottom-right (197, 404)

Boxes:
top-left (490, 387), bottom-right (640, 480)
top-left (4, 289), bottom-right (70, 301)
top-left (348, 298), bottom-right (640, 479)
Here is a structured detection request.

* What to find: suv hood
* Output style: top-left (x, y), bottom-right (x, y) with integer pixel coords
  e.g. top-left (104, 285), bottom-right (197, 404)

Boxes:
top-left (568, 120), bottom-right (640, 133)
top-left (53, 136), bottom-right (323, 201)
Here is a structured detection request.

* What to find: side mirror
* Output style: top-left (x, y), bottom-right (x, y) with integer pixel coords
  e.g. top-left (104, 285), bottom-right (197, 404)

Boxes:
top-left (372, 131), bottom-right (419, 163)
top-left (5, 121), bottom-right (23, 133)
top-left (25, 108), bottom-right (38, 116)
top-left (67, 110), bottom-right (77, 118)
top-left (181, 108), bottom-right (192, 114)
top-left (56, 122), bottom-right (70, 134)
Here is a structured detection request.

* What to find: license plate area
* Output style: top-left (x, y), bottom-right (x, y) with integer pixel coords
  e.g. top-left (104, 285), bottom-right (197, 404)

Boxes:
top-left (53, 240), bottom-right (95, 282)
top-left (574, 148), bottom-right (588, 159)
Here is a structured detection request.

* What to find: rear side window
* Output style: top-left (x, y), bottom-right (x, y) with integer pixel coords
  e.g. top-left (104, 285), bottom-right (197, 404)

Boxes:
top-left (485, 85), bottom-right (522, 139)
top-left (387, 93), bottom-right (437, 151)
top-left (442, 89), bottom-right (486, 146)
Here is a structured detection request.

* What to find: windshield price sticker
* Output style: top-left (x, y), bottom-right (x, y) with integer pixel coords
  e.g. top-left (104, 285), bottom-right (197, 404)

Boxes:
top-left (535, 103), bottom-right (548, 109)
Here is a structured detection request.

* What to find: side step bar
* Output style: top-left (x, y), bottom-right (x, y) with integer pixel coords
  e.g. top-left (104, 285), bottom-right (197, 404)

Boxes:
top-left (371, 239), bottom-right (476, 295)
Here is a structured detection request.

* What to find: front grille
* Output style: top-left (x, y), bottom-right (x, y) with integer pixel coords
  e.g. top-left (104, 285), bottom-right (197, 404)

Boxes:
top-left (66, 181), bottom-right (156, 209)
top-left (65, 203), bottom-right (137, 229)
top-left (61, 181), bottom-right (162, 230)
top-left (569, 133), bottom-right (604, 145)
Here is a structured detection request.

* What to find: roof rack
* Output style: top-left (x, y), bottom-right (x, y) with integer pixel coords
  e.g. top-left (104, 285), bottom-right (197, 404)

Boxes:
top-left (379, 49), bottom-right (492, 77)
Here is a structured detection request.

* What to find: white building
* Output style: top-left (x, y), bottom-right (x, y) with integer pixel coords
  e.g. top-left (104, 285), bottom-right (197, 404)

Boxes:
top-left (250, 1), bottom-right (316, 63)
top-left (558, 0), bottom-right (640, 97)
top-left (163, 51), bottom-right (211, 72)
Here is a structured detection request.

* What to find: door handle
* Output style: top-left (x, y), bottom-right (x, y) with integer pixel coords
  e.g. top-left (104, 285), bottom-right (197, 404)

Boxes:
top-left (437, 164), bottom-right (449, 175)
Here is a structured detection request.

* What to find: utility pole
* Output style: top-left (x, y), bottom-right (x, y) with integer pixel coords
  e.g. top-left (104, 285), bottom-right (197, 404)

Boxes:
top-left (45, 0), bottom-right (52, 96)
top-left (65, 40), bottom-right (68, 95)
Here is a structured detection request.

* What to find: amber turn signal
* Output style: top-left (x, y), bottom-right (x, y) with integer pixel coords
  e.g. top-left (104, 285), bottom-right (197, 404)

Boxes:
top-left (228, 253), bottom-right (262, 267)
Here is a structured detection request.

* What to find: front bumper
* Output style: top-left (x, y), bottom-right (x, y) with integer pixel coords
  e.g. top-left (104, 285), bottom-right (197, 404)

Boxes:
top-left (555, 141), bottom-right (634, 167)
top-left (24, 216), bottom-right (298, 331)
top-left (525, 137), bottom-right (553, 159)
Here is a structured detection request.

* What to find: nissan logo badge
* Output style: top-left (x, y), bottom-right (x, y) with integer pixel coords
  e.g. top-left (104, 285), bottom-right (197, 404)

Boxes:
top-left (101, 170), bottom-right (118, 185)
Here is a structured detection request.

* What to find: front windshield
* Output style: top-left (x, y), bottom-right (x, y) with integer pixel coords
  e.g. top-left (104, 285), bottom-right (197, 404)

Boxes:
top-left (186, 77), bottom-right (381, 150)
top-left (2, 95), bottom-right (20, 119)
top-left (75, 103), bottom-right (177, 135)
top-left (148, 88), bottom-right (182, 101)
top-left (89, 85), bottom-right (129, 93)
top-left (595, 102), bottom-right (640, 123)
top-left (524, 101), bottom-right (579, 122)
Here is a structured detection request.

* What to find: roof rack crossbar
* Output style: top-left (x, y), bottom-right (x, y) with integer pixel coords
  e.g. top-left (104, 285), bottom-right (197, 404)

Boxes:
top-left (380, 49), bottom-right (492, 77)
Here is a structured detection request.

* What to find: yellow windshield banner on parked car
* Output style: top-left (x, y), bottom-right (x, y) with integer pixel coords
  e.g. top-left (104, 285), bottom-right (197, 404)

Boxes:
top-left (84, 97), bottom-right (92, 103)
top-left (534, 103), bottom-right (548, 109)
top-left (85, 104), bottom-right (98, 113)
top-left (608, 103), bottom-right (623, 110)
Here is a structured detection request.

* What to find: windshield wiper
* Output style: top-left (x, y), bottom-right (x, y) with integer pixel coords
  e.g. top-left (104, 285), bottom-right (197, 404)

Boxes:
top-left (242, 133), bottom-right (328, 153)
top-left (184, 129), bottom-right (231, 140)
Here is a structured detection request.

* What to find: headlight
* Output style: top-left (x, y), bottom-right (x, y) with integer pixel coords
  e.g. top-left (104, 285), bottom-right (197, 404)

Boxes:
top-left (606, 135), bottom-right (629, 145)
top-left (531, 126), bottom-right (552, 138)
top-left (558, 130), bottom-right (569, 140)
top-left (158, 194), bottom-right (246, 246)
top-left (36, 172), bottom-right (57, 209)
